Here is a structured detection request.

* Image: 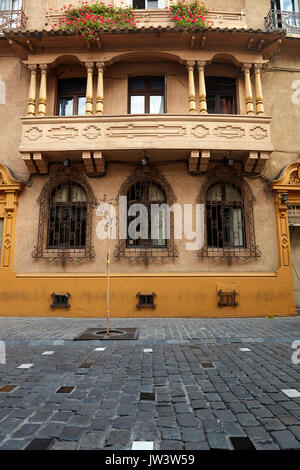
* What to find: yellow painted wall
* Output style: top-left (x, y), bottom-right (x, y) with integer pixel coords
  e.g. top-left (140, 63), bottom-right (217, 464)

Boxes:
top-left (0, 266), bottom-right (296, 317)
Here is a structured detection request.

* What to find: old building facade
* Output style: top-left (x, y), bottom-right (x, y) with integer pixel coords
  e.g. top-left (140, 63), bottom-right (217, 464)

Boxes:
top-left (0, 0), bottom-right (299, 317)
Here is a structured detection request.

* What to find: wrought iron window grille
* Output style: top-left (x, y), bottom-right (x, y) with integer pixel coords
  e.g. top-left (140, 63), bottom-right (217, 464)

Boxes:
top-left (265, 9), bottom-right (300, 34)
top-left (50, 292), bottom-right (71, 309)
top-left (114, 165), bottom-right (179, 265)
top-left (217, 290), bottom-right (238, 307)
top-left (136, 292), bottom-right (156, 309)
top-left (32, 167), bottom-right (96, 266)
top-left (197, 165), bottom-right (261, 265)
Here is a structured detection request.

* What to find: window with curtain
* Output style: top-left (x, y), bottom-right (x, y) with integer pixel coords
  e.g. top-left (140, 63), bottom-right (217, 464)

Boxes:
top-left (197, 168), bottom-right (261, 264)
top-left (0, 0), bottom-right (21, 10)
top-left (47, 182), bottom-right (87, 250)
top-left (127, 180), bottom-right (167, 248)
top-left (129, 76), bottom-right (165, 114)
top-left (206, 182), bottom-right (245, 250)
top-left (206, 77), bottom-right (237, 114)
top-left (57, 78), bottom-right (86, 116)
top-left (132, 0), bottom-right (165, 9)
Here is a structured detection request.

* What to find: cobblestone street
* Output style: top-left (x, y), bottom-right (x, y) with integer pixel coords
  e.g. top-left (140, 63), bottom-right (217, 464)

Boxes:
top-left (0, 316), bottom-right (300, 450)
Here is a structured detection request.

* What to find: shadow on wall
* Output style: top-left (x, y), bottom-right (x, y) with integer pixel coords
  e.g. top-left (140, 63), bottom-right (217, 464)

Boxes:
top-left (0, 80), bottom-right (5, 105)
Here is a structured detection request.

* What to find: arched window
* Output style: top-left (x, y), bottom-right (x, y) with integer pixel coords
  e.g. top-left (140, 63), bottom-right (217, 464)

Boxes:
top-left (47, 182), bottom-right (87, 250)
top-left (32, 169), bottom-right (95, 265)
top-left (198, 167), bottom-right (261, 264)
top-left (206, 182), bottom-right (245, 249)
top-left (114, 165), bottom-right (178, 264)
top-left (127, 180), bottom-right (167, 248)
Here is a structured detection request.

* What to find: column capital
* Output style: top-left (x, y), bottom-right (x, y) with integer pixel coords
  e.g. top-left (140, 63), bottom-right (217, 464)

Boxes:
top-left (28, 64), bottom-right (38, 72)
top-left (242, 63), bottom-right (253, 72)
top-left (186, 60), bottom-right (196, 70)
top-left (96, 62), bottom-right (106, 71)
top-left (39, 64), bottom-right (48, 72)
top-left (254, 63), bottom-right (263, 73)
top-left (85, 62), bottom-right (94, 72)
top-left (197, 61), bottom-right (206, 69)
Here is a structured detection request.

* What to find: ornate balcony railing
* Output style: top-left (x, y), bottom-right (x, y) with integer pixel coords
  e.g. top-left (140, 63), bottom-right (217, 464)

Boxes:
top-left (0, 9), bottom-right (27, 31)
top-left (265, 9), bottom-right (300, 35)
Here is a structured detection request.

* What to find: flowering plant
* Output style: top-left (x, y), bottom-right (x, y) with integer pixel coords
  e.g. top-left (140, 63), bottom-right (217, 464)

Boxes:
top-left (168, 0), bottom-right (212, 32)
top-left (51, 1), bottom-right (136, 39)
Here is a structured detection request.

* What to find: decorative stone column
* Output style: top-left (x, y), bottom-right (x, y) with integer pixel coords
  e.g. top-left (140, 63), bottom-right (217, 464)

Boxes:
top-left (27, 65), bottom-right (38, 116)
top-left (275, 193), bottom-right (291, 267)
top-left (242, 63), bottom-right (254, 116)
top-left (254, 64), bottom-right (265, 116)
top-left (85, 62), bottom-right (94, 115)
top-left (197, 61), bottom-right (207, 115)
top-left (96, 62), bottom-right (105, 115)
top-left (38, 64), bottom-right (48, 117)
top-left (186, 61), bottom-right (196, 114)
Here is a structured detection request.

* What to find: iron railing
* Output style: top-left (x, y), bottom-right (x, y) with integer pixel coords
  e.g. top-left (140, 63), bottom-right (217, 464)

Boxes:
top-left (265, 9), bottom-right (300, 34)
top-left (0, 9), bottom-right (27, 30)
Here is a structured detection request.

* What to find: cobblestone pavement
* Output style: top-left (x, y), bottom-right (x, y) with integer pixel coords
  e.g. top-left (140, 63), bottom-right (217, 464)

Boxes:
top-left (0, 316), bottom-right (300, 450)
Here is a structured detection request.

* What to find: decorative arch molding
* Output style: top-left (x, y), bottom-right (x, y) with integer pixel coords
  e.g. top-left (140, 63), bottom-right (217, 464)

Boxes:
top-left (32, 166), bottom-right (96, 265)
top-left (118, 164), bottom-right (176, 205)
top-left (197, 164), bottom-right (260, 265)
top-left (108, 51), bottom-right (184, 67)
top-left (197, 165), bottom-right (255, 204)
top-left (0, 163), bottom-right (24, 268)
top-left (271, 159), bottom-right (300, 268)
top-left (114, 164), bottom-right (179, 265)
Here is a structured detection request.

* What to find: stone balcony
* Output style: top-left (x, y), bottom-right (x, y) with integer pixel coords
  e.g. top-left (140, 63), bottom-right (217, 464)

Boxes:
top-left (19, 114), bottom-right (272, 176)
top-left (45, 9), bottom-right (247, 30)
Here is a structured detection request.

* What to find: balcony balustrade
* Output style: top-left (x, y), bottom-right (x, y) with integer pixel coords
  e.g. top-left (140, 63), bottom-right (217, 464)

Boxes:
top-left (265, 9), bottom-right (300, 35)
top-left (0, 8), bottom-right (26, 31)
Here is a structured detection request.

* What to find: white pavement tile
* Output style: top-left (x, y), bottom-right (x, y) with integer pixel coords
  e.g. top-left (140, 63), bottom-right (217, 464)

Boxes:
top-left (42, 351), bottom-right (55, 355)
top-left (239, 348), bottom-right (251, 352)
top-left (131, 441), bottom-right (154, 451)
top-left (17, 364), bottom-right (33, 369)
top-left (94, 347), bottom-right (106, 351)
top-left (282, 389), bottom-right (300, 398)
top-left (143, 349), bottom-right (153, 353)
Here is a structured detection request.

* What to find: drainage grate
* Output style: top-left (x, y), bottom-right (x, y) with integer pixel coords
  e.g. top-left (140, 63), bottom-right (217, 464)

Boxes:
top-left (201, 363), bottom-right (215, 369)
top-left (79, 363), bottom-right (93, 369)
top-left (56, 386), bottom-right (74, 394)
top-left (230, 437), bottom-right (256, 450)
top-left (140, 392), bottom-right (155, 401)
top-left (25, 438), bottom-right (54, 450)
top-left (0, 385), bottom-right (17, 392)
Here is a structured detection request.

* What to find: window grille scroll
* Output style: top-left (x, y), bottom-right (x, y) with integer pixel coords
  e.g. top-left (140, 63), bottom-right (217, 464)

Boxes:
top-left (197, 165), bottom-right (261, 265)
top-left (32, 168), bottom-right (96, 266)
top-left (114, 164), bottom-right (179, 265)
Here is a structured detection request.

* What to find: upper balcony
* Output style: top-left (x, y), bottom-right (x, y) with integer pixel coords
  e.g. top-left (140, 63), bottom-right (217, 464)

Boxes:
top-left (45, 8), bottom-right (248, 31)
top-left (265, 9), bottom-right (300, 35)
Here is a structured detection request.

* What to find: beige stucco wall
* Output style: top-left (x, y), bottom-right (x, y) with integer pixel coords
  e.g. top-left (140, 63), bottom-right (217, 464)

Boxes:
top-left (13, 160), bottom-right (279, 274)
